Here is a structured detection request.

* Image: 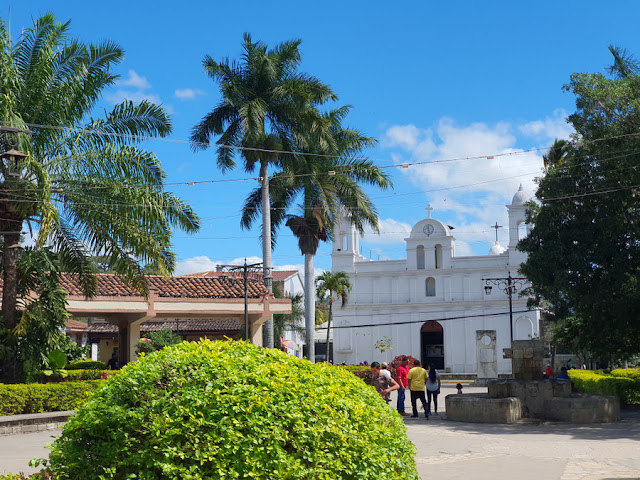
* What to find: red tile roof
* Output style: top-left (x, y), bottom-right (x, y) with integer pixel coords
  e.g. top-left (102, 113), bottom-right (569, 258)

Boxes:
top-left (181, 270), bottom-right (299, 282)
top-left (65, 319), bottom-right (89, 332)
top-left (83, 318), bottom-right (242, 334)
top-left (57, 273), bottom-right (267, 299)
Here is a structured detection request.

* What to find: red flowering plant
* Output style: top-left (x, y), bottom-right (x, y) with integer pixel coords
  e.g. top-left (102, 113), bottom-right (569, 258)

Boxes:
top-left (389, 355), bottom-right (418, 381)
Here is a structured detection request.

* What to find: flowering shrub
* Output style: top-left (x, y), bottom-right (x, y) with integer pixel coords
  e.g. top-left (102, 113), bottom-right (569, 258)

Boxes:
top-left (48, 340), bottom-right (418, 479)
top-left (135, 329), bottom-right (181, 355)
top-left (568, 369), bottom-right (640, 405)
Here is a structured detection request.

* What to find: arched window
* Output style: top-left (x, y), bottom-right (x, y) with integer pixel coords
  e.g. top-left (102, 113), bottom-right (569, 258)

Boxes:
top-left (435, 244), bottom-right (443, 269)
top-left (426, 277), bottom-right (436, 296)
top-left (416, 245), bottom-right (425, 270)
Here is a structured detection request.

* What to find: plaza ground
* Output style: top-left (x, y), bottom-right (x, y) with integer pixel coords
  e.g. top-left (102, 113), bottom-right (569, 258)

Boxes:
top-left (1, 384), bottom-right (639, 479)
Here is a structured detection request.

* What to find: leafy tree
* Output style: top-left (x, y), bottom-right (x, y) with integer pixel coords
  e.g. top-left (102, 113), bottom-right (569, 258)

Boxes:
top-left (190, 33), bottom-right (335, 349)
top-left (136, 329), bottom-right (182, 355)
top-left (519, 45), bottom-right (640, 362)
top-left (316, 270), bottom-right (351, 363)
top-left (0, 15), bottom-right (200, 382)
top-left (242, 107), bottom-right (391, 361)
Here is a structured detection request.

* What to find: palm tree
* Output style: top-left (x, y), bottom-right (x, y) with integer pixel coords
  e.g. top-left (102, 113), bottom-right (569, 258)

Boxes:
top-left (316, 271), bottom-right (351, 363)
top-left (241, 106), bottom-right (392, 361)
top-left (542, 139), bottom-right (569, 169)
top-left (0, 15), bottom-right (200, 382)
top-left (190, 33), bottom-right (335, 348)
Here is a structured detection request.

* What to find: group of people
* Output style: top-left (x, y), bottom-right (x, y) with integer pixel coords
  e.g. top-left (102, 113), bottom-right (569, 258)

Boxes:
top-left (370, 357), bottom-right (441, 419)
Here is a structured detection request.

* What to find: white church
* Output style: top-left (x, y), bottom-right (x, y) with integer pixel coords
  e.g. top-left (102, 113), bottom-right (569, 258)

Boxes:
top-left (330, 185), bottom-right (540, 375)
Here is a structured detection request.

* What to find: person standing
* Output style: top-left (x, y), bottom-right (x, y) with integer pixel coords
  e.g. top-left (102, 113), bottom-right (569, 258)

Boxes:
top-left (380, 362), bottom-right (391, 378)
top-left (370, 361), bottom-right (399, 404)
top-left (407, 359), bottom-right (429, 419)
top-left (426, 364), bottom-right (441, 415)
top-left (395, 357), bottom-right (410, 416)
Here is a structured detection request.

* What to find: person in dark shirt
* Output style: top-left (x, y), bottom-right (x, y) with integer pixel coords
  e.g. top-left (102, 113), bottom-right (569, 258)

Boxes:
top-left (370, 361), bottom-right (399, 404)
top-left (107, 352), bottom-right (120, 370)
top-left (556, 367), bottom-right (570, 380)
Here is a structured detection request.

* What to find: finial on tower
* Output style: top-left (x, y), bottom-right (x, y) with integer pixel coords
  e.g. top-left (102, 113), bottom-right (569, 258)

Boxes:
top-left (426, 204), bottom-right (434, 218)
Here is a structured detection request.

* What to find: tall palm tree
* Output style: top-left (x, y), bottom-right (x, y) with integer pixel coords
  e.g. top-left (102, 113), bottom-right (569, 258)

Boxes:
top-left (241, 106), bottom-right (392, 361)
top-left (316, 271), bottom-right (351, 363)
top-left (0, 15), bottom-right (200, 382)
top-left (190, 33), bottom-right (335, 348)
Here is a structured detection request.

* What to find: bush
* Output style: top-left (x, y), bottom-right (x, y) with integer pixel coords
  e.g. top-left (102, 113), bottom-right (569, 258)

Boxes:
top-left (35, 369), bottom-right (117, 383)
top-left (48, 340), bottom-right (418, 479)
top-left (610, 368), bottom-right (640, 380)
top-left (135, 329), bottom-right (182, 355)
top-left (0, 381), bottom-right (105, 415)
top-left (66, 360), bottom-right (106, 370)
top-left (568, 370), bottom-right (640, 405)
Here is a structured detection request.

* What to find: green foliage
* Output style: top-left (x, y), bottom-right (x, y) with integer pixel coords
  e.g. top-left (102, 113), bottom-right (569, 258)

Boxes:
top-left (47, 351), bottom-right (67, 370)
top-left (519, 46), bottom-right (640, 361)
top-left (374, 336), bottom-right (393, 354)
top-left (135, 329), bottom-right (181, 355)
top-left (0, 380), bottom-right (104, 415)
top-left (48, 340), bottom-right (418, 479)
top-left (66, 360), bottom-right (106, 370)
top-left (568, 369), bottom-right (640, 405)
top-left (36, 369), bottom-right (116, 383)
top-left (58, 336), bottom-right (89, 363)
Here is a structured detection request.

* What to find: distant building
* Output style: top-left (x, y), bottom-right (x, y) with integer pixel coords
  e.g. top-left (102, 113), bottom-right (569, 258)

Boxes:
top-left (331, 185), bottom-right (540, 374)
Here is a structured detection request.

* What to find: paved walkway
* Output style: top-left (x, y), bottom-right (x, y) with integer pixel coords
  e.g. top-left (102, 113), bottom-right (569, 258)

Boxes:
top-left (2, 384), bottom-right (639, 479)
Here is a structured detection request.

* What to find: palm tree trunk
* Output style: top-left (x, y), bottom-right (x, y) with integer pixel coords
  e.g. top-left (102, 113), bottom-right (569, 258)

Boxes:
top-left (260, 159), bottom-right (274, 349)
top-left (1, 231), bottom-right (21, 383)
top-left (325, 298), bottom-right (333, 363)
top-left (304, 252), bottom-right (315, 362)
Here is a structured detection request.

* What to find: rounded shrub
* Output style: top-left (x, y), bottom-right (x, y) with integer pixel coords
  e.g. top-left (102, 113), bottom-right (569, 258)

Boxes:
top-left (48, 339), bottom-right (418, 479)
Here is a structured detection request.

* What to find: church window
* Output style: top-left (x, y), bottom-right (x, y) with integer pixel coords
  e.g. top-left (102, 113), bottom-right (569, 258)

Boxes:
top-left (426, 277), bottom-right (436, 296)
top-left (435, 244), bottom-right (443, 269)
top-left (416, 245), bottom-right (425, 270)
top-left (515, 317), bottom-right (534, 340)
top-left (343, 233), bottom-right (348, 251)
top-left (336, 321), bottom-right (352, 352)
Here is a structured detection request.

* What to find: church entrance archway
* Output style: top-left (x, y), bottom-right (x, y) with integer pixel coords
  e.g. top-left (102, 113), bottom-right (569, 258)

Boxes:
top-left (421, 321), bottom-right (444, 370)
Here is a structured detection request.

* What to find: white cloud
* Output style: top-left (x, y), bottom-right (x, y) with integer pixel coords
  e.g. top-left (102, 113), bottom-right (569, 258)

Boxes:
top-left (119, 70), bottom-right (151, 89)
top-left (519, 109), bottom-right (574, 141)
top-left (174, 88), bottom-right (206, 100)
top-left (362, 218), bottom-right (412, 245)
top-left (175, 255), bottom-right (325, 280)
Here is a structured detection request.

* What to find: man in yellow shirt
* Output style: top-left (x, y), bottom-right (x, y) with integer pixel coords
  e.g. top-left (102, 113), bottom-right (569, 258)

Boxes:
top-left (407, 359), bottom-right (429, 419)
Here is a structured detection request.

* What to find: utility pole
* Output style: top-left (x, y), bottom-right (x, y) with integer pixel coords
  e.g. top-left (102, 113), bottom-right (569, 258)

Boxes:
top-left (217, 260), bottom-right (263, 342)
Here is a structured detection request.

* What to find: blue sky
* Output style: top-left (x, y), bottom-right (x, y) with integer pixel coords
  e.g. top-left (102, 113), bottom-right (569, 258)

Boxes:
top-left (6, 1), bottom-right (640, 276)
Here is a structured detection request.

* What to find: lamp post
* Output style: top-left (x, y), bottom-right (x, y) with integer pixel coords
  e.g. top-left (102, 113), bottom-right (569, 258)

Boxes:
top-left (482, 273), bottom-right (528, 342)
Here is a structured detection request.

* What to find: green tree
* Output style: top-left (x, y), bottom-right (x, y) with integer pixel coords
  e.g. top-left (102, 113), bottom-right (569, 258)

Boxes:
top-left (273, 289), bottom-right (305, 345)
top-left (190, 33), bottom-right (335, 349)
top-left (0, 15), bottom-right (200, 382)
top-left (316, 270), bottom-right (351, 363)
top-left (519, 45), bottom-right (640, 362)
top-left (242, 107), bottom-right (391, 361)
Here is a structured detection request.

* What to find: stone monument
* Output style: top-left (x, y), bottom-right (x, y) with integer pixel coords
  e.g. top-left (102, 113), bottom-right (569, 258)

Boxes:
top-left (446, 340), bottom-right (620, 424)
top-left (476, 330), bottom-right (497, 382)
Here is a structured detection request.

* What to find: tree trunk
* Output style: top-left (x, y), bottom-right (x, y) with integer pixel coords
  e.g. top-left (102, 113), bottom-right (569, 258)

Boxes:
top-left (259, 159), bottom-right (274, 349)
top-left (1, 231), bottom-right (22, 383)
top-left (325, 298), bottom-right (332, 364)
top-left (304, 252), bottom-right (315, 362)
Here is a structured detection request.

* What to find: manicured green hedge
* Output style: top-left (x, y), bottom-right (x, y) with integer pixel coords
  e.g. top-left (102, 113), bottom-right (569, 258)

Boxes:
top-left (568, 370), bottom-right (640, 405)
top-left (66, 360), bottom-right (107, 370)
top-left (0, 381), bottom-right (105, 416)
top-left (48, 340), bottom-right (418, 479)
top-left (35, 369), bottom-right (117, 383)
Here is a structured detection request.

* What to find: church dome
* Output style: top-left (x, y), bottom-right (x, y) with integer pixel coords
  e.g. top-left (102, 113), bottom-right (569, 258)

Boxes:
top-left (488, 242), bottom-right (506, 256)
top-left (511, 184), bottom-right (530, 206)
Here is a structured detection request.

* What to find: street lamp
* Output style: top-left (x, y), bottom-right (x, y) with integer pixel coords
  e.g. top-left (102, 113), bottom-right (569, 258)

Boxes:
top-left (482, 273), bottom-right (528, 342)
top-left (217, 260), bottom-right (263, 342)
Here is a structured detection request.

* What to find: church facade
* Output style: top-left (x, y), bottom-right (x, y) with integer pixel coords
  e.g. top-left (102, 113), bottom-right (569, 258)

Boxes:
top-left (330, 186), bottom-right (540, 374)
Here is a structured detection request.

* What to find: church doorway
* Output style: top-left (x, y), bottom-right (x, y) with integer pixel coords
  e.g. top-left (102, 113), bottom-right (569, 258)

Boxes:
top-left (421, 321), bottom-right (444, 370)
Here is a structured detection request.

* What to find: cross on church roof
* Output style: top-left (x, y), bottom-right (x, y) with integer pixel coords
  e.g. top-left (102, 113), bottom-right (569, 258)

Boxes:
top-left (492, 222), bottom-right (503, 242)
top-left (426, 204), bottom-right (433, 218)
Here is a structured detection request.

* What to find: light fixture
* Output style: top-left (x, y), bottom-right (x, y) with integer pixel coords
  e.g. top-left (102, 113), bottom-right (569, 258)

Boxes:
top-left (484, 285), bottom-right (493, 295)
top-left (328, 171), bottom-right (336, 176)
